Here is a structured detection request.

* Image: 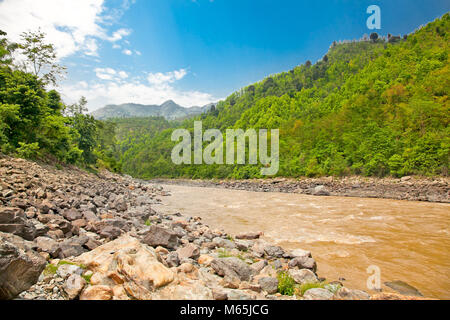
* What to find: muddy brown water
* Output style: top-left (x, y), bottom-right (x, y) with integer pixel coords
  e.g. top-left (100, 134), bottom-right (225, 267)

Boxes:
top-left (156, 184), bottom-right (450, 299)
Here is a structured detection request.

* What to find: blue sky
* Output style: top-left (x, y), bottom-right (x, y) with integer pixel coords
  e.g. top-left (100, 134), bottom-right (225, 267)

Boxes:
top-left (0, 0), bottom-right (449, 111)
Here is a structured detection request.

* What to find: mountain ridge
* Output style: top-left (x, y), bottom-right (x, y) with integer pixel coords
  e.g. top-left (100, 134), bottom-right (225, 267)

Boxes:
top-left (91, 100), bottom-right (215, 120)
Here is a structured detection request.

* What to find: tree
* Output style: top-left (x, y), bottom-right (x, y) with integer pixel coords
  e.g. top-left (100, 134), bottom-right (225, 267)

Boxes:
top-left (305, 60), bottom-right (312, 67)
top-left (18, 29), bottom-right (66, 85)
top-left (0, 30), bottom-right (18, 65)
top-left (370, 32), bottom-right (379, 43)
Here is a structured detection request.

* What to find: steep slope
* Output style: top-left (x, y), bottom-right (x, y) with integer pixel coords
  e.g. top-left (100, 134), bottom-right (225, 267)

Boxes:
top-left (115, 14), bottom-right (449, 179)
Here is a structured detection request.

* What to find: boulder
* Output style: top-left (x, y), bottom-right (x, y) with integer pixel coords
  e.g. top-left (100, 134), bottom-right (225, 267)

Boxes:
top-left (165, 252), bottom-right (180, 268)
top-left (303, 288), bottom-right (334, 300)
top-left (98, 226), bottom-right (122, 240)
top-left (213, 237), bottom-right (236, 249)
top-left (82, 210), bottom-right (99, 222)
top-left (34, 236), bottom-right (61, 258)
top-left (80, 285), bottom-right (113, 300)
top-left (311, 185), bottom-right (330, 196)
top-left (63, 274), bottom-right (86, 299)
top-left (211, 257), bottom-right (253, 282)
top-left (56, 264), bottom-right (84, 278)
top-left (250, 260), bottom-right (268, 274)
top-left (74, 235), bottom-right (175, 299)
top-left (258, 277), bottom-right (278, 294)
top-left (63, 209), bottom-right (83, 221)
top-left (263, 245), bottom-right (285, 258)
top-left (335, 287), bottom-right (371, 300)
top-left (58, 239), bottom-right (87, 259)
top-left (142, 226), bottom-right (179, 249)
top-left (288, 269), bottom-right (318, 284)
top-left (235, 232), bottom-right (262, 240)
top-left (0, 207), bottom-right (24, 224)
top-left (0, 233), bottom-right (46, 299)
top-left (176, 243), bottom-right (200, 260)
top-left (288, 256), bottom-right (317, 272)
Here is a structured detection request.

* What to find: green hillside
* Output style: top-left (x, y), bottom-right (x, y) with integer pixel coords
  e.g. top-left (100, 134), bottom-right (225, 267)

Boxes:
top-left (113, 14), bottom-right (449, 180)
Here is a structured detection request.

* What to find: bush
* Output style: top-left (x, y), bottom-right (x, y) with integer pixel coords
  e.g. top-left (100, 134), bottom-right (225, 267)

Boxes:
top-left (277, 271), bottom-right (296, 296)
top-left (16, 142), bottom-right (41, 159)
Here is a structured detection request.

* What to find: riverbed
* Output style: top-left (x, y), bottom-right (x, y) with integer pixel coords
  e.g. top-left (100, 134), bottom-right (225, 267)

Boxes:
top-left (156, 184), bottom-right (450, 299)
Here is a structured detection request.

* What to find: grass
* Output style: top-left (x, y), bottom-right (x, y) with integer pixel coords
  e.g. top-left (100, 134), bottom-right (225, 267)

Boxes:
top-left (42, 260), bottom-right (87, 276)
top-left (81, 273), bottom-right (92, 284)
top-left (276, 271), bottom-right (341, 297)
top-left (296, 282), bottom-right (327, 296)
top-left (217, 248), bottom-right (247, 262)
top-left (145, 219), bottom-right (152, 226)
top-left (277, 271), bottom-right (296, 296)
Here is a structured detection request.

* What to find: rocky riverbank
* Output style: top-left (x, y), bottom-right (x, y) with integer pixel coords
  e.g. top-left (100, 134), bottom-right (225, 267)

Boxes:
top-left (0, 155), bottom-right (429, 300)
top-left (150, 176), bottom-right (450, 203)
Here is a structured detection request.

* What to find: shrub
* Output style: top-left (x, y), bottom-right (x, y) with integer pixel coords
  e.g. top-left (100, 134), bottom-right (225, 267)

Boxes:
top-left (16, 142), bottom-right (41, 159)
top-left (277, 271), bottom-right (296, 296)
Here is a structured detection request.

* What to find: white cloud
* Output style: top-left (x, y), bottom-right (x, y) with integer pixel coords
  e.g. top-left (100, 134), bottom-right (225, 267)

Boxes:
top-left (122, 49), bottom-right (133, 56)
top-left (147, 69), bottom-right (188, 86)
top-left (107, 28), bottom-right (132, 42)
top-left (118, 71), bottom-right (129, 79)
top-left (60, 68), bottom-right (218, 111)
top-left (95, 67), bottom-right (117, 80)
top-left (0, 0), bottom-right (133, 59)
top-left (135, 50), bottom-right (142, 56)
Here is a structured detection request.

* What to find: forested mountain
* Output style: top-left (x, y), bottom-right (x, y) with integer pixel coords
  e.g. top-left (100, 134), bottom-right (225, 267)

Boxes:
top-left (91, 100), bottom-right (214, 120)
top-left (112, 14), bottom-right (449, 179)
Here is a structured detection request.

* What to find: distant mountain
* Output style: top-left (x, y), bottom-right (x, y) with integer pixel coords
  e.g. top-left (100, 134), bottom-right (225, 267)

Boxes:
top-left (91, 100), bottom-right (215, 120)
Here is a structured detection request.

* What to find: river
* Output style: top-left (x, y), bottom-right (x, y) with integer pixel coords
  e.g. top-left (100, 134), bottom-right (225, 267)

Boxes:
top-left (156, 184), bottom-right (450, 299)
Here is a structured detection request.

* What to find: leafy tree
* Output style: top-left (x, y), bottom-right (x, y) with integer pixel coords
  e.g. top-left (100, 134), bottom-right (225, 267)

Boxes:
top-left (370, 32), bottom-right (379, 42)
top-left (18, 29), bottom-right (66, 86)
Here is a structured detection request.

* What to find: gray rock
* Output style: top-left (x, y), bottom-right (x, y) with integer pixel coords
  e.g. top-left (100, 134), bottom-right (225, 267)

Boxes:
top-left (56, 264), bottom-right (83, 278)
top-left (0, 233), bottom-right (46, 299)
top-left (311, 185), bottom-right (330, 196)
top-left (226, 289), bottom-right (255, 300)
top-left (213, 237), bottom-right (236, 249)
top-left (62, 209), bottom-right (83, 221)
top-left (288, 256), bottom-right (317, 272)
top-left (288, 248), bottom-right (312, 259)
top-left (250, 260), bottom-right (268, 274)
top-left (234, 240), bottom-right (252, 251)
top-left (98, 226), bottom-right (122, 240)
top-left (335, 287), bottom-right (371, 300)
top-left (82, 210), bottom-right (99, 222)
top-left (58, 240), bottom-right (86, 259)
top-left (176, 243), bottom-right (200, 260)
top-left (303, 288), bottom-right (334, 300)
top-left (111, 195), bottom-right (128, 212)
top-left (142, 226), bottom-right (179, 249)
top-left (165, 251), bottom-right (179, 267)
top-left (258, 277), bottom-right (279, 294)
top-left (211, 257), bottom-right (253, 282)
top-left (288, 269), bottom-right (318, 284)
top-left (34, 237), bottom-right (61, 258)
top-left (264, 245), bottom-right (285, 258)
top-left (235, 232), bottom-right (262, 240)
